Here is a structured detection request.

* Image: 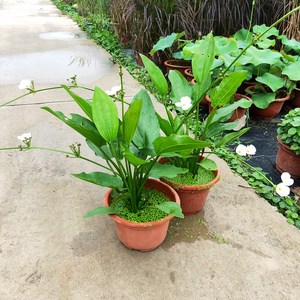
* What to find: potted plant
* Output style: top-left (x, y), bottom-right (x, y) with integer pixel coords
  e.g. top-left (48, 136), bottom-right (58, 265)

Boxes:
top-left (150, 32), bottom-right (192, 75)
top-left (3, 68), bottom-right (216, 252)
top-left (142, 33), bottom-right (250, 215)
top-left (276, 107), bottom-right (300, 178)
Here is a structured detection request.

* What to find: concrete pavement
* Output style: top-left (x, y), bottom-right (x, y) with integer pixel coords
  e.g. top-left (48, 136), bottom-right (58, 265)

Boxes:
top-left (1, 1), bottom-right (300, 299)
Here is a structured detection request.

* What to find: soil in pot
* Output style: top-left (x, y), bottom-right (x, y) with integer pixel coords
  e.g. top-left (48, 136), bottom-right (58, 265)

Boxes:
top-left (104, 178), bottom-right (180, 251)
top-left (164, 59), bottom-right (191, 76)
top-left (159, 159), bottom-right (220, 215)
top-left (276, 137), bottom-right (300, 178)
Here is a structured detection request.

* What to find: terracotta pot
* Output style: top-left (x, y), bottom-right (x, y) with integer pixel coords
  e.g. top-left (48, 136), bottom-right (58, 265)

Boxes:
top-left (183, 68), bottom-right (194, 82)
top-left (276, 137), bottom-right (300, 178)
top-left (103, 178), bottom-right (180, 251)
top-left (248, 87), bottom-right (290, 119)
top-left (164, 59), bottom-right (191, 76)
top-left (291, 88), bottom-right (300, 107)
top-left (206, 93), bottom-right (252, 122)
top-left (159, 158), bottom-right (220, 215)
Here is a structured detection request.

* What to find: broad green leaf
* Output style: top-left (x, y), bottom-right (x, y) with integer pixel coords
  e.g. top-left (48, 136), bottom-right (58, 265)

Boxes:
top-left (199, 158), bottom-right (217, 171)
top-left (215, 128), bottom-right (249, 148)
top-left (282, 61), bottom-right (300, 81)
top-left (86, 140), bottom-right (112, 159)
top-left (219, 53), bottom-right (252, 67)
top-left (62, 85), bottom-right (93, 120)
top-left (278, 35), bottom-right (300, 53)
top-left (150, 32), bottom-right (185, 55)
top-left (192, 33), bottom-right (215, 89)
top-left (234, 28), bottom-right (253, 48)
top-left (256, 73), bottom-right (285, 92)
top-left (92, 87), bottom-right (119, 143)
top-left (124, 151), bottom-right (148, 167)
top-left (84, 206), bottom-right (115, 219)
top-left (132, 90), bottom-right (160, 157)
top-left (72, 172), bottom-right (123, 189)
top-left (41, 107), bottom-right (105, 149)
top-left (214, 36), bottom-right (239, 56)
top-left (182, 40), bottom-right (204, 59)
top-left (212, 98), bottom-right (252, 122)
top-left (123, 99), bottom-right (142, 145)
top-left (156, 113), bottom-right (173, 136)
top-left (156, 202), bottom-right (184, 219)
top-left (168, 70), bottom-right (192, 103)
top-left (252, 93), bottom-right (276, 109)
top-left (210, 71), bottom-right (247, 108)
top-left (153, 134), bottom-right (211, 155)
top-left (252, 24), bottom-right (279, 38)
top-left (149, 163), bottom-right (188, 179)
top-left (173, 116), bottom-right (185, 135)
top-left (245, 46), bottom-right (282, 66)
top-left (204, 122), bottom-right (239, 138)
top-left (140, 54), bottom-right (168, 96)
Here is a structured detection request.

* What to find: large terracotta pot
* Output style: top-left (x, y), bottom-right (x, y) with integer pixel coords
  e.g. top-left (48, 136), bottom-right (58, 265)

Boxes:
top-left (159, 158), bottom-right (220, 215)
top-left (164, 59), bottom-right (191, 76)
top-left (276, 137), bottom-right (300, 178)
top-left (206, 93), bottom-right (252, 122)
top-left (103, 178), bottom-right (180, 251)
top-left (248, 88), bottom-right (290, 119)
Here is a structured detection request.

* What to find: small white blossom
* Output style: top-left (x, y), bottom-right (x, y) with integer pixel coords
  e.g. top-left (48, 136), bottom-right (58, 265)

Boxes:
top-left (236, 144), bottom-right (247, 156)
top-left (18, 79), bottom-right (32, 90)
top-left (17, 132), bottom-right (32, 142)
top-left (105, 85), bottom-right (121, 96)
top-left (281, 172), bottom-right (294, 187)
top-left (175, 96), bottom-right (192, 111)
top-left (276, 183), bottom-right (290, 197)
top-left (246, 145), bottom-right (256, 155)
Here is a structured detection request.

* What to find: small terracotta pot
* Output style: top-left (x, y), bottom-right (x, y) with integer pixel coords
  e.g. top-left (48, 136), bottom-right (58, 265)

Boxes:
top-left (291, 88), bottom-right (300, 107)
top-left (103, 178), bottom-right (180, 251)
top-left (206, 93), bottom-right (252, 122)
top-left (164, 59), bottom-right (191, 76)
top-left (183, 68), bottom-right (194, 82)
top-left (276, 137), bottom-right (300, 178)
top-left (248, 87), bottom-right (290, 119)
top-left (159, 158), bottom-right (220, 215)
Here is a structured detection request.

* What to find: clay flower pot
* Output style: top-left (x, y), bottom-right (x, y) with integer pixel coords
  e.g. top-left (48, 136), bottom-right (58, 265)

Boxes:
top-left (103, 178), bottom-right (180, 251)
top-left (158, 158), bottom-right (220, 215)
top-left (291, 88), bottom-right (300, 107)
top-left (164, 59), bottom-right (191, 76)
top-left (183, 68), bottom-right (194, 82)
top-left (248, 87), bottom-right (290, 119)
top-left (206, 93), bottom-right (252, 122)
top-left (276, 137), bottom-right (300, 178)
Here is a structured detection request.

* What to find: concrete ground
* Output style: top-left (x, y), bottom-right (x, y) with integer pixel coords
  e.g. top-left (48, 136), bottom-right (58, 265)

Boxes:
top-left (0, 1), bottom-right (300, 299)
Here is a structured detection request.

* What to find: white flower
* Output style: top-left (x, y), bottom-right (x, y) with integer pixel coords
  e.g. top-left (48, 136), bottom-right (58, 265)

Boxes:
top-left (175, 96), bottom-right (192, 111)
top-left (18, 79), bottom-right (32, 90)
top-left (105, 85), bottom-right (121, 96)
top-left (236, 144), bottom-right (247, 156)
top-left (246, 145), bottom-right (256, 155)
top-left (276, 182), bottom-right (290, 197)
top-left (17, 132), bottom-right (31, 142)
top-left (281, 172), bottom-right (294, 187)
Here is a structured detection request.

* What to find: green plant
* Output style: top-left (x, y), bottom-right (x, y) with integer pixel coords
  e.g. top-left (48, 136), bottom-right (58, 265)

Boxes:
top-left (218, 147), bottom-right (300, 228)
top-left (277, 107), bottom-right (300, 155)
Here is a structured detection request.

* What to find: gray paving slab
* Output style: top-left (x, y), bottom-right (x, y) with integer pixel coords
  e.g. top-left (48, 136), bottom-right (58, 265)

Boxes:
top-left (1, 1), bottom-right (300, 299)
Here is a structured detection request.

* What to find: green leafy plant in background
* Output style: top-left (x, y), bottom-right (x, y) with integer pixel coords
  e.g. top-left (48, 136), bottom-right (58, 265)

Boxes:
top-left (277, 108), bottom-right (300, 155)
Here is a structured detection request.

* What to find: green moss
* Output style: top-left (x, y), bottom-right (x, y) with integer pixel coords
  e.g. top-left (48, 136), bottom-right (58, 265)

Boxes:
top-left (165, 167), bottom-right (216, 185)
top-left (110, 188), bottom-right (170, 222)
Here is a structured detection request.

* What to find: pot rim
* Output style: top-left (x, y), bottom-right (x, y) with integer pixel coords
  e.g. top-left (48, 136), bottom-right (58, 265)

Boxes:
top-left (164, 59), bottom-right (191, 69)
top-left (103, 178), bottom-right (180, 228)
top-left (247, 86), bottom-right (290, 103)
top-left (277, 136), bottom-right (299, 157)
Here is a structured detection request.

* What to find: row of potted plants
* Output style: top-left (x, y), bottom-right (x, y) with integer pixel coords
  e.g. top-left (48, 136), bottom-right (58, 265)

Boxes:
top-left (2, 8), bottom-right (300, 252)
top-left (150, 24), bottom-right (300, 119)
